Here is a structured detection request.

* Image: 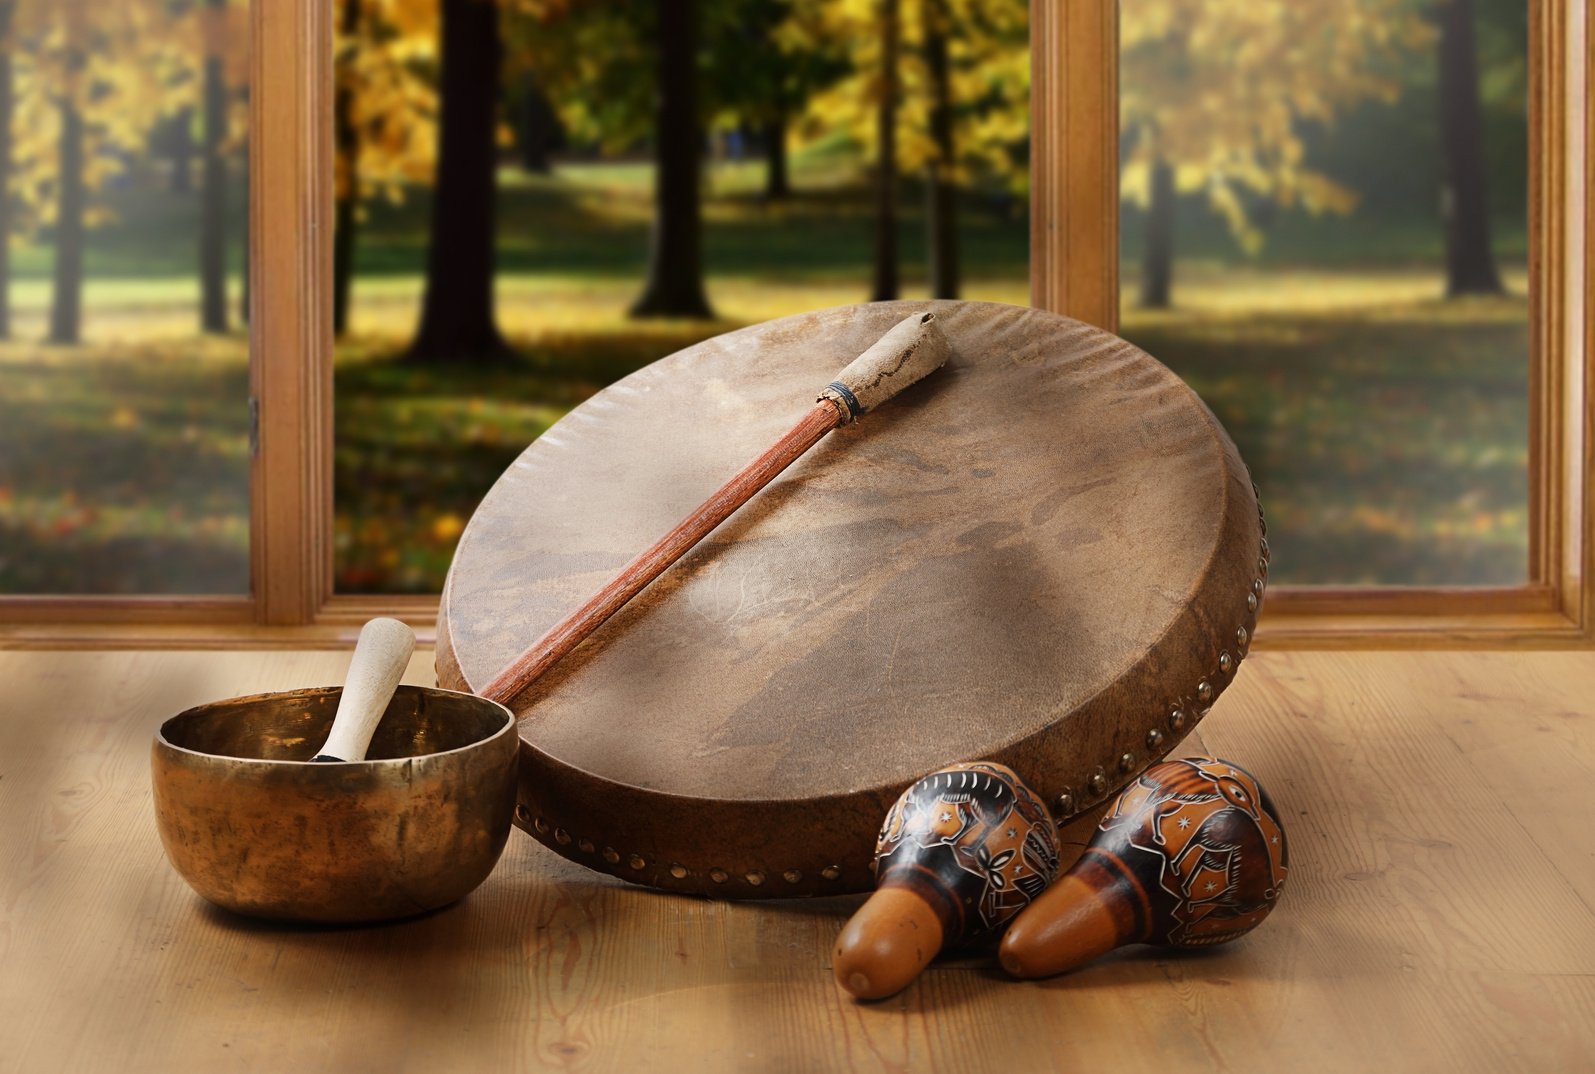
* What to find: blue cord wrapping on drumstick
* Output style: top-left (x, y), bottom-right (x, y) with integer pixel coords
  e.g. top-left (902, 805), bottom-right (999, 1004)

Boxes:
top-left (824, 381), bottom-right (866, 421)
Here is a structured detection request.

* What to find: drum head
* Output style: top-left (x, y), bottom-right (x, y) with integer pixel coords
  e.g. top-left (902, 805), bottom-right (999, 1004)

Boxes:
top-left (438, 301), bottom-right (1266, 897)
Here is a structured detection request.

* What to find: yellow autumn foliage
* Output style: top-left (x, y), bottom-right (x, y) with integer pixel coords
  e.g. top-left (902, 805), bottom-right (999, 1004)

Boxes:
top-left (1121, 0), bottom-right (1433, 249)
top-left (335, 0), bottom-right (440, 207)
top-left (786, 0), bottom-right (1029, 193)
top-left (5, 0), bottom-right (249, 234)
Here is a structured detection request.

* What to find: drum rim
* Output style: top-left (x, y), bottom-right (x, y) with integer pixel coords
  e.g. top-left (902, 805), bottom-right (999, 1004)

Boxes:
top-left (437, 300), bottom-right (1268, 897)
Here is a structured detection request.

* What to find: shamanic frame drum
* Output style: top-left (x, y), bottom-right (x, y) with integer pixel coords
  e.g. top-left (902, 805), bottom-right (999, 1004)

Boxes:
top-left (437, 301), bottom-right (1267, 898)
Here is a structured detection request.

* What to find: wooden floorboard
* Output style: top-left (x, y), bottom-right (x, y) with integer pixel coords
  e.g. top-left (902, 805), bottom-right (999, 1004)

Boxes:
top-left (1, 649), bottom-right (1592, 1072)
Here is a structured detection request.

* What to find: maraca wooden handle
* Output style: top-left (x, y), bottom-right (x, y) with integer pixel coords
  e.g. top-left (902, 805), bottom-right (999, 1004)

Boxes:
top-left (833, 887), bottom-right (945, 1000)
top-left (480, 311), bottom-right (950, 706)
top-left (311, 617), bottom-right (417, 763)
top-left (997, 871), bottom-right (1128, 979)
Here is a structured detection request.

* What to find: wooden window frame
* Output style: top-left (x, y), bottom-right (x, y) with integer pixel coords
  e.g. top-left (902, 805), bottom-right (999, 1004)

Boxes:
top-left (1, 0), bottom-right (1590, 649)
top-left (1034, 0), bottom-right (1592, 648)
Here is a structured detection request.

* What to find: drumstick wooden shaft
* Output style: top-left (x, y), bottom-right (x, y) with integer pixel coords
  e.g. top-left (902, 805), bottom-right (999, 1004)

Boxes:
top-left (478, 310), bottom-right (952, 707)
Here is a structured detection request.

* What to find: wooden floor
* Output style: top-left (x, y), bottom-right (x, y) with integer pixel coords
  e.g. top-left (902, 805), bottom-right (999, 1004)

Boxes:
top-left (1, 649), bottom-right (1593, 1073)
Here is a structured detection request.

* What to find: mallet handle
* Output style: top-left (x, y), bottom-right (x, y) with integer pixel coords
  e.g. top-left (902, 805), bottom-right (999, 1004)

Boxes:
top-left (479, 311), bottom-right (951, 707)
top-left (312, 617), bottom-right (416, 762)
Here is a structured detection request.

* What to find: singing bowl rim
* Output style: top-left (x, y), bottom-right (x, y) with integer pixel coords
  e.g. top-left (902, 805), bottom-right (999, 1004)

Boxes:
top-left (154, 683), bottom-right (516, 765)
top-left (151, 684), bottom-right (519, 924)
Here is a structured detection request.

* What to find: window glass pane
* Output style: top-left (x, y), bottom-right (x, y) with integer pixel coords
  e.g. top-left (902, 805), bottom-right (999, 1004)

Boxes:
top-left (1119, 0), bottom-right (1529, 586)
top-left (333, 0), bottom-right (1029, 593)
top-left (0, 0), bottom-right (251, 595)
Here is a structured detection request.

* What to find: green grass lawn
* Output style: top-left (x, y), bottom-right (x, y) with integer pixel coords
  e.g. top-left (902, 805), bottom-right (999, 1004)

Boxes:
top-left (0, 154), bottom-right (1530, 594)
top-left (1121, 271), bottom-right (1528, 586)
top-left (0, 334), bottom-right (250, 594)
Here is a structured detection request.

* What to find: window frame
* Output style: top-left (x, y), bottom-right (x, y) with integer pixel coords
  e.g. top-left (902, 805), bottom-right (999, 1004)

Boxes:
top-left (1036, 0), bottom-right (1592, 647)
top-left (1, 0), bottom-right (1589, 648)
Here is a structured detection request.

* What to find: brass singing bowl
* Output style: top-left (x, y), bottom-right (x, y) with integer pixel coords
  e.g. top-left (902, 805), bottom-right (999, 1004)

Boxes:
top-left (152, 685), bottom-right (518, 923)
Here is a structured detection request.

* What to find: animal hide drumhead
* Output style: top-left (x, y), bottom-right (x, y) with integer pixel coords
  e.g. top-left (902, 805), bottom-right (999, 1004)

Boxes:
top-left (437, 301), bottom-right (1266, 897)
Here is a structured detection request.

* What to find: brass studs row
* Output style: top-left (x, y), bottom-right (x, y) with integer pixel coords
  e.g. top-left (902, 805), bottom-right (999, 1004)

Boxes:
top-left (514, 804), bottom-right (842, 887)
top-left (1053, 516), bottom-right (1269, 822)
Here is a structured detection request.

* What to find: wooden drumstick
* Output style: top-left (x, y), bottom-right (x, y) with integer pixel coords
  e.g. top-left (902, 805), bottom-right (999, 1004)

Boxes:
top-left (479, 311), bottom-right (952, 705)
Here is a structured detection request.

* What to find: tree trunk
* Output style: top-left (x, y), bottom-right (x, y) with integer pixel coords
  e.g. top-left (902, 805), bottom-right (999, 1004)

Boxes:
top-left (1139, 155), bottom-right (1175, 309)
top-left (762, 113), bottom-right (789, 201)
top-left (49, 99), bottom-right (84, 345)
top-left (923, 0), bottom-right (957, 300)
top-left (870, 0), bottom-right (899, 302)
top-left (333, 188), bottom-right (356, 337)
top-left (333, 0), bottom-right (361, 337)
top-left (630, 0), bottom-right (713, 319)
top-left (408, 0), bottom-right (512, 362)
top-left (518, 72), bottom-right (555, 175)
top-left (239, 144), bottom-right (249, 325)
top-left (0, 4), bottom-right (14, 342)
top-left (1437, 0), bottom-right (1503, 296)
top-left (170, 108), bottom-right (195, 194)
top-left (200, 0), bottom-right (229, 334)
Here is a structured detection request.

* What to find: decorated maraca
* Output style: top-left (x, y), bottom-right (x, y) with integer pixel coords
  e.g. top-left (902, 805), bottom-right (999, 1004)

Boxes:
top-left (833, 761), bottom-right (1060, 1000)
top-left (999, 757), bottom-right (1288, 979)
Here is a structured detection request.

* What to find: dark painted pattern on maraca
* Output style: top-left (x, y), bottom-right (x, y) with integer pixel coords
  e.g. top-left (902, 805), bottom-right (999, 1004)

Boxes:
top-left (874, 761), bottom-right (1061, 941)
top-left (1097, 756), bottom-right (1288, 946)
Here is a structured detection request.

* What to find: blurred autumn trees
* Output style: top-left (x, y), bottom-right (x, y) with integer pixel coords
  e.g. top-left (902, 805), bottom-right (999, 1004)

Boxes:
top-left (0, 0), bottom-right (1526, 348)
top-left (333, 0), bottom-right (1030, 336)
top-left (0, 0), bottom-right (1534, 596)
top-left (773, 0), bottom-right (1027, 302)
top-left (325, 0), bottom-right (1512, 342)
top-left (1122, 0), bottom-right (1523, 307)
top-left (0, 2), bottom-right (15, 342)
top-left (0, 0), bottom-right (248, 344)
top-left (1121, 0), bottom-right (1426, 306)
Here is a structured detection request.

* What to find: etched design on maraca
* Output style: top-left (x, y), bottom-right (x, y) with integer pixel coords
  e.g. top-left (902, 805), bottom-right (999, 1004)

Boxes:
top-left (1101, 757), bottom-right (1288, 946)
top-left (873, 761), bottom-right (1061, 939)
